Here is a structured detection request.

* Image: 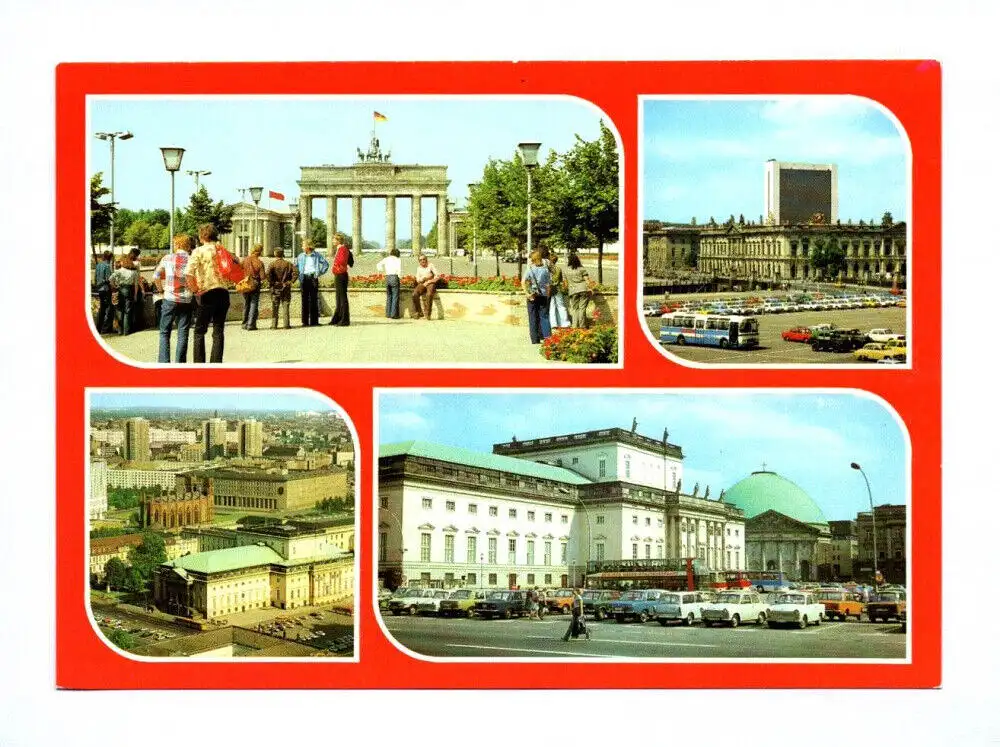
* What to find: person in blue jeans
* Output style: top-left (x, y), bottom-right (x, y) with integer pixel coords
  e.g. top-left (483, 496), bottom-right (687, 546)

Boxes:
top-left (522, 250), bottom-right (552, 344)
top-left (376, 247), bottom-right (402, 318)
top-left (93, 251), bottom-right (114, 333)
top-left (153, 234), bottom-right (194, 363)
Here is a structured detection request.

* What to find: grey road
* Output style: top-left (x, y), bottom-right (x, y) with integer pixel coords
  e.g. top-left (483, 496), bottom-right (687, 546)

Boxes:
top-left (642, 306), bottom-right (908, 365)
top-left (381, 614), bottom-right (906, 659)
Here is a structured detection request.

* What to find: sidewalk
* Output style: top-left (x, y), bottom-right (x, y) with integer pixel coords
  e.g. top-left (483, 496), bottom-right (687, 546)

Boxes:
top-left (100, 317), bottom-right (560, 365)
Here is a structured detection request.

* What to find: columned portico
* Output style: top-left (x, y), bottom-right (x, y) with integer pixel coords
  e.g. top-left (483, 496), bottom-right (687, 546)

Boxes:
top-left (437, 195), bottom-right (449, 256)
top-left (325, 198), bottom-right (337, 250)
top-left (411, 195), bottom-right (422, 255)
top-left (352, 196), bottom-right (363, 253)
top-left (385, 196), bottom-right (396, 253)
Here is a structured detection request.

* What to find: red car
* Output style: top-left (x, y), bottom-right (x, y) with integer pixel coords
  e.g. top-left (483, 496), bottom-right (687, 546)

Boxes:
top-left (781, 326), bottom-right (814, 342)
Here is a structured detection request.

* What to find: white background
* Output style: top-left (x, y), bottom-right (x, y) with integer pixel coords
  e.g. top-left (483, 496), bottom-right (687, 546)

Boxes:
top-left (1, 1), bottom-right (997, 744)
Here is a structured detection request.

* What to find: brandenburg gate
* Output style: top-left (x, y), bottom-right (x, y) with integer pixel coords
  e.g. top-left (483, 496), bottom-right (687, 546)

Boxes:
top-left (297, 137), bottom-right (451, 255)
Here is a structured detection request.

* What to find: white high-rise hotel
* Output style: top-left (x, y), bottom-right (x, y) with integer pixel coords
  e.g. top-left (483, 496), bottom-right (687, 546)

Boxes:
top-left (378, 428), bottom-right (746, 589)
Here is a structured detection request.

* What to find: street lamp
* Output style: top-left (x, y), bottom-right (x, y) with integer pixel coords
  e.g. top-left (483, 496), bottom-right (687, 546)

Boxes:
top-left (159, 146), bottom-right (185, 246)
top-left (288, 200), bottom-right (299, 257)
top-left (851, 462), bottom-right (879, 590)
top-left (517, 142), bottom-right (541, 279)
top-left (248, 186), bottom-right (263, 247)
top-left (95, 131), bottom-right (133, 255)
top-left (468, 182), bottom-right (480, 279)
top-left (446, 198), bottom-right (456, 274)
top-left (186, 169), bottom-right (211, 191)
top-left (480, 553), bottom-right (484, 589)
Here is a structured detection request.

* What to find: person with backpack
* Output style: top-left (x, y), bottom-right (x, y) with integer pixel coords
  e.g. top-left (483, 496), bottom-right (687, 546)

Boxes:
top-left (562, 587), bottom-right (590, 641)
top-left (328, 233), bottom-right (354, 327)
top-left (239, 243), bottom-right (265, 331)
top-left (184, 223), bottom-right (231, 363)
top-left (522, 251), bottom-right (552, 344)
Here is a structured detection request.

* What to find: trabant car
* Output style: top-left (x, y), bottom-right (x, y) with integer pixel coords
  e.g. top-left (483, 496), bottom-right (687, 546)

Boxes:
top-left (766, 592), bottom-right (826, 628)
top-left (816, 589), bottom-right (865, 621)
top-left (652, 591), bottom-right (708, 626)
top-left (866, 328), bottom-right (902, 343)
top-left (545, 588), bottom-right (576, 615)
top-left (386, 588), bottom-right (449, 616)
top-left (854, 343), bottom-right (900, 362)
top-left (781, 326), bottom-right (814, 343)
top-left (700, 590), bottom-right (768, 627)
top-left (811, 328), bottom-right (867, 353)
top-left (582, 589), bottom-right (620, 620)
top-left (609, 589), bottom-right (670, 623)
top-left (474, 590), bottom-right (531, 620)
top-left (867, 590), bottom-right (907, 622)
top-left (438, 589), bottom-right (488, 618)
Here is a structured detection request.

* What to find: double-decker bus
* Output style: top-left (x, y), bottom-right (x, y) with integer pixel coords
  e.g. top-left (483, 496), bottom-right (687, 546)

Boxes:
top-left (659, 312), bottom-right (759, 349)
top-left (585, 559), bottom-right (723, 592)
top-left (724, 570), bottom-right (791, 593)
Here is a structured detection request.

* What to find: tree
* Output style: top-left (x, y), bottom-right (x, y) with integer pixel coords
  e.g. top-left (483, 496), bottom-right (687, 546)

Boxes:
top-left (310, 218), bottom-right (328, 247)
top-left (103, 557), bottom-right (129, 590)
top-left (425, 219), bottom-right (438, 251)
top-left (176, 186), bottom-right (236, 238)
top-left (106, 628), bottom-right (136, 651)
top-left (809, 235), bottom-right (847, 279)
top-left (90, 173), bottom-right (114, 253)
top-left (128, 532), bottom-right (167, 584)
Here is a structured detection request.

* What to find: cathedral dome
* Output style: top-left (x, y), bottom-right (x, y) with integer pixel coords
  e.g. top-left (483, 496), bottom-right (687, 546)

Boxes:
top-left (723, 471), bottom-right (827, 527)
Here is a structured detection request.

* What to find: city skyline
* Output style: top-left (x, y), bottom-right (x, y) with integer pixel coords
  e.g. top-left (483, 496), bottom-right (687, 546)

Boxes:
top-left (642, 97), bottom-right (908, 224)
top-left (90, 390), bottom-right (341, 414)
top-left (89, 96), bottom-right (611, 243)
top-left (378, 391), bottom-right (907, 521)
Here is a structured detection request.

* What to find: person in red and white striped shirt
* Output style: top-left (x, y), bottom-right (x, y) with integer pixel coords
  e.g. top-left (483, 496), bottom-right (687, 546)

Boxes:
top-left (153, 234), bottom-right (194, 363)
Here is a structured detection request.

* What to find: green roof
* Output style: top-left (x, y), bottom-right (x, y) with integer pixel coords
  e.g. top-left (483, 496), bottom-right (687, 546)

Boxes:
top-left (380, 441), bottom-right (592, 485)
top-left (723, 471), bottom-right (828, 526)
top-left (165, 545), bottom-right (284, 574)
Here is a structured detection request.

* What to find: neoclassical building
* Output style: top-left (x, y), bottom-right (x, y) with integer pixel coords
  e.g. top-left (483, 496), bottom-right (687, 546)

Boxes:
top-left (377, 428), bottom-right (746, 590)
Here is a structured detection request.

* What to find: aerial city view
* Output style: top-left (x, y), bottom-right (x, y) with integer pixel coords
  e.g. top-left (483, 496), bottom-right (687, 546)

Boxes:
top-left (642, 97), bottom-right (909, 365)
top-left (88, 98), bottom-right (620, 366)
top-left (88, 391), bottom-right (357, 658)
top-left (376, 391), bottom-right (908, 659)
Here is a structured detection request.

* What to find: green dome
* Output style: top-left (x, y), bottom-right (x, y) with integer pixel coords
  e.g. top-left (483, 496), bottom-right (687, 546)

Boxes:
top-left (723, 471), bottom-right (827, 526)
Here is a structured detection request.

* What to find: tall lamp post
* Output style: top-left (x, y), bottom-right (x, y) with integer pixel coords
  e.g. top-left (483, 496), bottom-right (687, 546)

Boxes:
top-left (446, 199), bottom-right (456, 275)
top-left (186, 169), bottom-right (211, 191)
top-left (159, 147), bottom-right (185, 245)
top-left (480, 553), bottom-right (484, 590)
top-left (95, 131), bottom-right (133, 255)
top-left (517, 142), bottom-right (541, 281)
top-left (248, 186), bottom-right (263, 248)
top-left (850, 462), bottom-right (879, 590)
top-left (288, 200), bottom-right (299, 257)
top-left (468, 182), bottom-right (480, 279)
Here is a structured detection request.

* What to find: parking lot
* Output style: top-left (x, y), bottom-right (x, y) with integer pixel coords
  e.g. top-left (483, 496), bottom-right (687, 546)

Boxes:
top-left (643, 302), bottom-right (907, 365)
top-left (382, 612), bottom-right (906, 659)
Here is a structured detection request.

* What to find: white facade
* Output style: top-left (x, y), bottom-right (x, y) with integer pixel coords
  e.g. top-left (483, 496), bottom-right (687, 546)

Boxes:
top-left (149, 428), bottom-right (198, 446)
top-left (91, 429), bottom-right (125, 447)
top-left (107, 467), bottom-right (182, 491)
top-left (515, 440), bottom-right (683, 492)
top-left (90, 459), bottom-right (108, 520)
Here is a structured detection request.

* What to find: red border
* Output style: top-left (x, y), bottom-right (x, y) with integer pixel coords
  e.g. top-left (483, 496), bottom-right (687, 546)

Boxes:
top-left (56, 61), bottom-right (941, 689)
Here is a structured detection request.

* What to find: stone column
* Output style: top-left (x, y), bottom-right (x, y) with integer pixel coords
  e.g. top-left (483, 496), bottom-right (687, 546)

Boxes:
top-left (326, 197), bottom-right (338, 250)
top-left (352, 195), bottom-right (363, 254)
top-left (437, 194), bottom-right (448, 256)
top-left (411, 194), bottom-right (422, 255)
top-left (385, 196), bottom-right (396, 253)
top-left (299, 197), bottom-right (312, 253)
top-left (263, 216), bottom-right (272, 256)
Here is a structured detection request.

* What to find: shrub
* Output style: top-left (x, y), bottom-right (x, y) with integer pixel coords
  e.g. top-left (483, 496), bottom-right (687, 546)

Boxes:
top-left (541, 324), bottom-right (618, 364)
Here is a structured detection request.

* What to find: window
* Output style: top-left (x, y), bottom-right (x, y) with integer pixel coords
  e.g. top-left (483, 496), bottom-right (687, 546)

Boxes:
top-left (544, 512), bottom-right (552, 523)
top-left (467, 536), bottom-right (477, 564)
top-left (444, 535), bottom-right (455, 563)
top-left (444, 572), bottom-right (454, 584)
top-left (527, 511), bottom-right (535, 522)
top-left (572, 457), bottom-right (579, 465)
top-left (544, 573), bottom-right (552, 584)
top-left (509, 508), bottom-right (517, 519)
top-left (379, 532), bottom-right (387, 562)
top-left (656, 545), bottom-right (662, 559)
top-left (508, 539), bottom-right (517, 564)
top-left (527, 573), bottom-right (535, 584)
top-left (632, 543), bottom-right (638, 559)
top-left (469, 503), bottom-right (478, 515)
top-left (632, 515), bottom-right (638, 525)
top-left (596, 515), bottom-right (605, 525)
top-left (489, 506), bottom-right (498, 517)
top-left (599, 459), bottom-right (607, 478)
top-left (657, 518), bottom-right (663, 527)
top-left (488, 573), bottom-right (497, 586)
top-left (379, 496), bottom-right (388, 508)
top-left (645, 517), bottom-right (651, 526)
top-left (560, 542), bottom-right (567, 563)
top-left (420, 533), bottom-right (431, 562)
top-left (467, 572), bottom-right (477, 586)
top-left (446, 500), bottom-right (455, 512)
top-left (421, 498), bottom-right (432, 510)
top-left (596, 543), bottom-right (605, 561)
top-left (544, 541), bottom-right (552, 565)
top-left (645, 544), bottom-right (651, 559)
top-left (624, 457), bottom-right (631, 479)
top-left (561, 515), bottom-right (568, 524)
top-left (726, 528), bottom-right (731, 536)
top-left (527, 540), bottom-right (535, 565)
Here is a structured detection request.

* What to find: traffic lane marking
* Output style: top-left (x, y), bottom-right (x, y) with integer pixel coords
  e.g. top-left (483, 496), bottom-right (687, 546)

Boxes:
top-left (444, 644), bottom-right (614, 658)
top-left (523, 635), bottom-right (718, 648)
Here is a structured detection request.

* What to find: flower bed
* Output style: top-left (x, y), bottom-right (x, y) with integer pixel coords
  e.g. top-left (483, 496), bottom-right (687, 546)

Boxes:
top-left (336, 274), bottom-right (615, 294)
top-left (541, 317), bottom-right (618, 364)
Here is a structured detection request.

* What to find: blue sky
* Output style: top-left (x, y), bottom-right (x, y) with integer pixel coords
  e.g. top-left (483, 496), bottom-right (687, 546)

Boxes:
top-left (90, 390), bottom-right (336, 413)
top-left (643, 97), bottom-right (908, 223)
top-left (379, 391), bottom-right (907, 522)
top-left (89, 96), bottom-right (608, 243)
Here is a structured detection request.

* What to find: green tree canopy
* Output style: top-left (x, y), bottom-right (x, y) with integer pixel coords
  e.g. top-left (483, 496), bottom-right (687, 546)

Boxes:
top-left (809, 235), bottom-right (847, 279)
top-left (310, 218), bottom-right (328, 247)
top-left (90, 172), bottom-right (114, 252)
top-left (103, 557), bottom-right (130, 590)
top-left (175, 186), bottom-right (236, 238)
top-left (128, 532), bottom-right (167, 583)
top-left (106, 628), bottom-right (136, 651)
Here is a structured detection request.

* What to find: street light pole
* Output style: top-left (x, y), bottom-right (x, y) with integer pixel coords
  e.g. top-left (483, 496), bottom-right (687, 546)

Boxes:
top-left (480, 553), bottom-right (484, 589)
top-left (159, 147), bottom-right (185, 246)
top-left (468, 183), bottom-right (479, 279)
top-left (851, 462), bottom-right (879, 590)
top-left (96, 131), bottom-right (133, 255)
top-left (186, 169), bottom-right (212, 191)
top-left (249, 186), bottom-right (263, 250)
top-left (517, 142), bottom-right (541, 280)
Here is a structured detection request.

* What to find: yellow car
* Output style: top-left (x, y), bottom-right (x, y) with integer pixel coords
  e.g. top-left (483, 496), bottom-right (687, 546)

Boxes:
top-left (854, 343), bottom-right (903, 362)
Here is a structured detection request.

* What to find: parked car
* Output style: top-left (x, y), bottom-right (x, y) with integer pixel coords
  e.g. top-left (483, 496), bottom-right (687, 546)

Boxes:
top-left (811, 328), bottom-right (867, 353)
top-left (610, 589), bottom-right (671, 623)
top-left (877, 357), bottom-right (905, 365)
top-left (766, 592), bottom-right (826, 628)
top-left (816, 589), bottom-right (866, 621)
top-left (386, 588), bottom-right (448, 616)
top-left (781, 326), bottom-right (814, 343)
top-left (700, 589), bottom-right (768, 627)
top-left (867, 590), bottom-right (907, 622)
top-left (546, 588), bottom-right (576, 615)
top-left (866, 328), bottom-right (902, 343)
top-left (438, 588), bottom-right (488, 618)
top-left (854, 342), bottom-right (900, 362)
top-left (652, 590), bottom-right (709, 626)
top-left (474, 589), bottom-right (531, 619)
top-left (643, 304), bottom-right (660, 317)
top-left (582, 589), bottom-right (620, 620)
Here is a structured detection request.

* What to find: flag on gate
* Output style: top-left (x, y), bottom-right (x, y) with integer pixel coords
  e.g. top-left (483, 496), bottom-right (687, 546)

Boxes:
top-left (269, 190), bottom-right (285, 201)
top-left (374, 111), bottom-right (388, 122)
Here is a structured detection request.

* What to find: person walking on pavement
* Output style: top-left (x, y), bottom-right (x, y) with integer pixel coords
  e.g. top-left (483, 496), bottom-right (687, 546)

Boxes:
top-left (267, 248), bottom-right (297, 329)
top-left (93, 251), bottom-right (114, 333)
top-left (562, 587), bottom-right (590, 641)
top-left (535, 587), bottom-right (547, 620)
top-left (184, 223), bottom-right (231, 363)
top-left (240, 243), bottom-right (265, 331)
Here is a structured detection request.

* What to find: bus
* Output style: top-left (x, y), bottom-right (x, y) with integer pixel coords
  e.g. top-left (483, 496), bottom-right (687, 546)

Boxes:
top-left (725, 570), bottom-right (791, 593)
top-left (585, 559), bottom-right (719, 592)
top-left (659, 312), bottom-right (759, 349)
